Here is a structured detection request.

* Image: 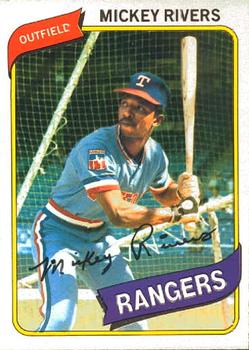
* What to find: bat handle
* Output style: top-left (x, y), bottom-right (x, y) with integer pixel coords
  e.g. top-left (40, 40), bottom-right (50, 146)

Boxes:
top-left (186, 160), bottom-right (193, 175)
top-left (184, 114), bottom-right (195, 175)
top-left (185, 147), bottom-right (193, 175)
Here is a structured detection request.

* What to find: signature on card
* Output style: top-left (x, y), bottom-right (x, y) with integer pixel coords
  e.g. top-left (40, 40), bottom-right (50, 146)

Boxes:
top-left (29, 224), bottom-right (215, 280)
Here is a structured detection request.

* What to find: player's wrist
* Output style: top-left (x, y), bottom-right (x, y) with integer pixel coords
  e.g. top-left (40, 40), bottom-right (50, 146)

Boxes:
top-left (157, 207), bottom-right (174, 223)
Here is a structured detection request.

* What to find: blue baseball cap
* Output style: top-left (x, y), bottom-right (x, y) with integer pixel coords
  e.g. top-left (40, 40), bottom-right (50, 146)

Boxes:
top-left (114, 72), bottom-right (170, 108)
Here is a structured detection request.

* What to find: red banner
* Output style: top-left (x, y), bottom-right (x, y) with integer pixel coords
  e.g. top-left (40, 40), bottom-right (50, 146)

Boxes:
top-left (8, 9), bottom-right (84, 75)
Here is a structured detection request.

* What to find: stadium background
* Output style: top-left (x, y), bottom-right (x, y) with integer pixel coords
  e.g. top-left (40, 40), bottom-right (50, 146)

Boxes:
top-left (15, 30), bottom-right (234, 285)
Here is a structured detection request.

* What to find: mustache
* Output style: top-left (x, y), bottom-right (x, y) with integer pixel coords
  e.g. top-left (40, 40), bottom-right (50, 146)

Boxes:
top-left (119, 118), bottom-right (136, 126)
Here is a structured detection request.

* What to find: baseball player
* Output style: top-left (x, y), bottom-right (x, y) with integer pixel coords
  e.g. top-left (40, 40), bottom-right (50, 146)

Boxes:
top-left (32, 72), bottom-right (200, 331)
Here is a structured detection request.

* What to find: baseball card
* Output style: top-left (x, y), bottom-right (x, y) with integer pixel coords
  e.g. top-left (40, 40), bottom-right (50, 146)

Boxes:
top-left (0, 0), bottom-right (248, 349)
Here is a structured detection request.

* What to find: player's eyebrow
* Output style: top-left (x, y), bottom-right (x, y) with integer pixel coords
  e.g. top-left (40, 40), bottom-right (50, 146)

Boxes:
top-left (119, 97), bottom-right (156, 111)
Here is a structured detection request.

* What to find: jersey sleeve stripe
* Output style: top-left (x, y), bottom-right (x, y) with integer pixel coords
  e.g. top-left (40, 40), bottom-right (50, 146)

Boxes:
top-left (46, 199), bottom-right (104, 228)
top-left (84, 179), bottom-right (119, 190)
top-left (149, 177), bottom-right (173, 194)
top-left (86, 184), bottom-right (120, 200)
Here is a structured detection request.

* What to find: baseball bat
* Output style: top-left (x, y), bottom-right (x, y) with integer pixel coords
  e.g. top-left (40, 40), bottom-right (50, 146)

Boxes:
top-left (181, 36), bottom-right (197, 174)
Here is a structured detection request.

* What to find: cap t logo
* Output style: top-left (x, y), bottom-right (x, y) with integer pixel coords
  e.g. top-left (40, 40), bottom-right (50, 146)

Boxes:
top-left (136, 75), bottom-right (151, 88)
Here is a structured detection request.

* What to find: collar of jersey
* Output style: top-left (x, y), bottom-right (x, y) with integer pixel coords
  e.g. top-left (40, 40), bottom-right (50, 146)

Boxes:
top-left (116, 125), bottom-right (147, 166)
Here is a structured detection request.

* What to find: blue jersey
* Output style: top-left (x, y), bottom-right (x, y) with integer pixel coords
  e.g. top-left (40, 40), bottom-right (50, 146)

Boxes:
top-left (45, 125), bottom-right (171, 240)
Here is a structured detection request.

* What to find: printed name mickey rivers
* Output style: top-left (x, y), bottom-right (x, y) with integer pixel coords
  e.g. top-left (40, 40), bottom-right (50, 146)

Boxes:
top-left (100, 9), bottom-right (220, 22)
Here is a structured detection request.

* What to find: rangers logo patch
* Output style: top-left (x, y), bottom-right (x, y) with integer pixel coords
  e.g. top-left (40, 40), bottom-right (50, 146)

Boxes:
top-left (88, 150), bottom-right (107, 170)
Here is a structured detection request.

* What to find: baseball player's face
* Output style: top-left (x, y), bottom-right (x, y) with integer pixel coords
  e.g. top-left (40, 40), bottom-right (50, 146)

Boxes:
top-left (118, 95), bottom-right (159, 138)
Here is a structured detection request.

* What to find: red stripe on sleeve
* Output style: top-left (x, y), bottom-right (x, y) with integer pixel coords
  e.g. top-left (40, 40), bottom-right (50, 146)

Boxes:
top-left (86, 184), bottom-right (120, 200)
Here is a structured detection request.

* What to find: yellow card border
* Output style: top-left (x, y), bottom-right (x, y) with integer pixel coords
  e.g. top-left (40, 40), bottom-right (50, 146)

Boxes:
top-left (11, 25), bottom-right (239, 336)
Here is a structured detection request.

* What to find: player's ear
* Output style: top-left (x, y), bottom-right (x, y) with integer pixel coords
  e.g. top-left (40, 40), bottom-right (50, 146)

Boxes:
top-left (153, 112), bottom-right (164, 127)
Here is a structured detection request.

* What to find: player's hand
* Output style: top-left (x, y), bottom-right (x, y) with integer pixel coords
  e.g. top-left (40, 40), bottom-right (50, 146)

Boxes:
top-left (177, 172), bottom-right (200, 200)
top-left (171, 197), bottom-right (200, 224)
